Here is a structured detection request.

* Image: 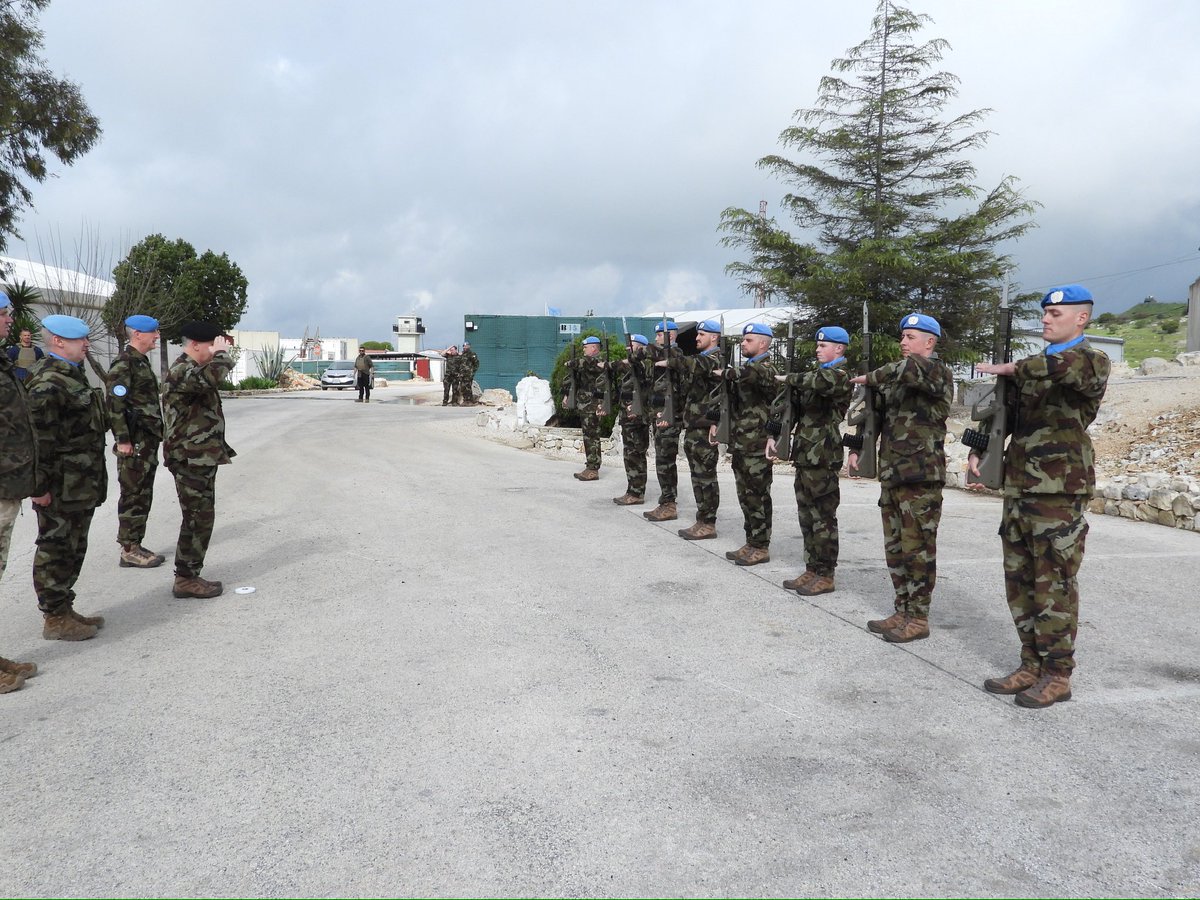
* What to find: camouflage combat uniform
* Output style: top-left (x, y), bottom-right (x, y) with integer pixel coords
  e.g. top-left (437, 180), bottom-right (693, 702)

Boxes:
top-left (777, 359), bottom-right (852, 577)
top-left (676, 345), bottom-right (724, 524)
top-left (456, 349), bottom-right (479, 405)
top-left (106, 345), bottom-right (163, 549)
top-left (615, 353), bottom-right (650, 496)
top-left (726, 351), bottom-right (778, 549)
top-left (162, 350), bottom-right (236, 579)
top-left (568, 354), bottom-right (610, 470)
top-left (649, 346), bottom-right (684, 504)
top-left (999, 340), bottom-right (1109, 674)
top-left (26, 356), bottom-right (109, 615)
top-left (862, 353), bottom-right (953, 619)
top-left (0, 351), bottom-right (37, 583)
top-left (442, 354), bottom-right (457, 404)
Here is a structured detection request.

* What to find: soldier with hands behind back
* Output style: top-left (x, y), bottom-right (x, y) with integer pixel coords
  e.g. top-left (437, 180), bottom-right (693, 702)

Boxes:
top-left (162, 322), bottom-right (236, 600)
top-left (769, 326), bottom-right (853, 595)
top-left (970, 285), bottom-right (1110, 708)
top-left (107, 314), bottom-right (166, 569)
top-left (849, 313), bottom-right (952, 643)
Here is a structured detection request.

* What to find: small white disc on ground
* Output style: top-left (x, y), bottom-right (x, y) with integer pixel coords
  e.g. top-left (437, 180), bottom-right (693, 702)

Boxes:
top-left (234, 586), bottom-right (256, 594)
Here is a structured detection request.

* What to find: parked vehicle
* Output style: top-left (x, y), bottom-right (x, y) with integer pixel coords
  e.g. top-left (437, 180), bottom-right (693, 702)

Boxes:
top-left (320, 360), bottom-right (356, 390)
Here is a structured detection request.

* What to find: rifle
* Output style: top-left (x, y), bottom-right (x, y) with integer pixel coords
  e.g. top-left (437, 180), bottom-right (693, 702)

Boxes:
top-left (621, 316), bottom-right (646, 418)
top-left (963, 282), bottom-right (1014, 490)
top-left (563, 338), bottom-right (578, 410)
top-left (844, 300), bottom-right (879, 478)
top-left (599, 325), bottom-right (613, 416)
top-left (715, 331), bottom-right (739, 445)
top-left (774, 316), bottom-right (797, 461)
top-left (654, 313), bottom-right (676, 430)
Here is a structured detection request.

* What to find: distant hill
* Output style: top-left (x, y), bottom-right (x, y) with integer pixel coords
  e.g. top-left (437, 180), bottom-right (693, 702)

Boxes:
top-left (1089, 300), bottom-right (1187, 365)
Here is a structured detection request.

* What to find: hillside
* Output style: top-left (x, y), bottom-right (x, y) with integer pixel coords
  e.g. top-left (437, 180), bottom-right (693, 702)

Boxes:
top-left (1088, 300), bottom-right (1188, 365)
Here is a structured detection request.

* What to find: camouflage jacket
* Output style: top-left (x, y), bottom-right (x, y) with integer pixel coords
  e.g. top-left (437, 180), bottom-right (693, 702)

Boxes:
top-left (647, 346), bottom-right (685, 429)
top-left (1003, 341), bottom-right (1110, 498)
top-left (726, 353), bottom-right (778, 456)
top-left (106, 346), bottom-right (163, 446)
top-left (614, 351), bottom-right (650, 425)
top-left (865, 353), bottom-right (953, 487)
top-left (26, 357), bottom-right (108, 509)
top-left (779, 360), bottom-right (852, 469)
top-left (460, 350), bottom-right (479, 376)
top-left (674, 347), bottom-right (724, 430)
top-left (162, 351), bottom-right (237, 469)
top-left (566, 354), bottom-right (609, 418)
top-left (0, 354), bottom-right (37, 500)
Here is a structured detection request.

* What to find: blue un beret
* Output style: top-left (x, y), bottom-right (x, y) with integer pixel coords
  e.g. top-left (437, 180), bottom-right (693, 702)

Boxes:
top-left (1041, 284), bottom-right (1094, 308)
top-left (816, 326), bottom-right (850, 345)
top-left (697, 319), bottom-right (722, 334)
top-left (655, 321), bottom-right (678, 333)
top-left (630, 334), bottom-right (649, 346)
top-left (41, 314), bottom-right (90, 340)
top-left (743, 322), bottom-right (773, 337)
top-left (899, 313), bottom-right (941, 338)
top-left (0, 290), bottom-right (10, 309)
top-left (582, 336), bottom-right (601, 345)
top-left (125, 314), bottom-right (159, 332)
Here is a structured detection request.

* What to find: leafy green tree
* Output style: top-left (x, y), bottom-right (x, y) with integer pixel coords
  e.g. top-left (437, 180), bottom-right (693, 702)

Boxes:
top-left (550, 330), bottom-right (625, 430)
top-left (0, 279), bottom-right (41, 340)
top-left (721, 0), bottom-right (1038, 363)
top-left (360, 340), bottom-right (392, 351)
top-left (0, 0), bottom-right (101, 255)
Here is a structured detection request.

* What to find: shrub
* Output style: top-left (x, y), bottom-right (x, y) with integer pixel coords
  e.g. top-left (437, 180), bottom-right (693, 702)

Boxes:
top-left (236, 376), bottom-right (277, 391)
top-left (1161, 319), bottom-right (1180, 334)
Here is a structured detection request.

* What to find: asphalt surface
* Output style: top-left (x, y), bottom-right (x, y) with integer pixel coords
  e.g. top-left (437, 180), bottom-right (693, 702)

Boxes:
top-left (2, 383), bottom-right (1198, 898)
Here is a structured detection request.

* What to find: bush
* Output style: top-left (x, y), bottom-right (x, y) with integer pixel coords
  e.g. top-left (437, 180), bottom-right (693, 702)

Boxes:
top-left (1161, 319), bottom-right (1180, 334)
top-left (218, 379), bottom-right (236, 391)
top-left (236, 376), bottom-right (277, 390)
top-left (1095, 312), bottom-right (1117, 325)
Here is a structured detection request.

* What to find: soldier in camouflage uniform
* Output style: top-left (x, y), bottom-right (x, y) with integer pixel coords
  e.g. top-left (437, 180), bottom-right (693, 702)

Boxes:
top-left (564, 336), bottom-right (609, 481)
top-left (971, 284), bottom-right (1110, 708)
top-left (162, 322), bottom-right (237, 599)
top-left (715, 322), bottom-right (777, 566)
top-left (441, 346), bottom-right (458, 405)
top-left (457, 341), bottom-right (480, 405)
top-left (644, 321), bottom-right (684, 522)
top-left (674, 320), bottom-right (724, 540)
top-left (849, 313), bottom-right (953, 643)
top-left (106, 314), bottom-right (166, 569)
top-left (27, 315), bottom-right (109, 642)
top-left (0, 292), bottom-right (41, 690)
top-left (612, 333), bottom-right (651, 505)
top-left (769, 326), bottom-right (852, 595)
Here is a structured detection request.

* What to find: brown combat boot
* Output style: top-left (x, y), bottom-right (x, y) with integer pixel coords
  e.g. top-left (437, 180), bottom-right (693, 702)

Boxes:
top-left (70, 608), bottom-right (106, 630)
top-left (173, 576), bottom-right (224, 599)
top-left (43, 612), bottom-right (98, 642)
top-left (882, 616), bottom-right (930, 643)
top-left (0, 670), bottom-right (25, 694)
top-left (573, 468), bottom-right (599, 481)
top-left (0, 656), bottom-right (38, 679)
top-left (725, 544), bottom-right (750, 561)
top-left (797, 574), bottom-right (835, 596)
top-left (120, 544), bottom-right (165, 568)
top-left (984, 664), bottom-right (1041, 695)
top-left (735, 547), bottom-right (770, 567)
top-left (612, 492), bottom-right (644, 506)
top-left (678, 521), bottom-right (717, 541)
top-left (642, 502), bottom-right (678, 522)
top-left (1014, 673), bottom-right (1072, 708)
top-left (782, 571), bottom-right (815, 591)
top-left (866, 610), bottom-right (905, 634)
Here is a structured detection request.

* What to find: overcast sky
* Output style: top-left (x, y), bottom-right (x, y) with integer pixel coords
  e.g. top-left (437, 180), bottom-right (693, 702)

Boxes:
top-left (10, 0), bottom-right (1200, 346)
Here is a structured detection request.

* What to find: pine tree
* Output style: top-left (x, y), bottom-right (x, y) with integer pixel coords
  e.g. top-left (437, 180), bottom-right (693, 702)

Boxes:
top-left (720, 0), bottom-right (1037, 363)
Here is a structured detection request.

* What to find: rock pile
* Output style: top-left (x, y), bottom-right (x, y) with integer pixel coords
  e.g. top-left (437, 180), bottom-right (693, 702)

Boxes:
top-left (1089, 472), bottom-right (1200, 531)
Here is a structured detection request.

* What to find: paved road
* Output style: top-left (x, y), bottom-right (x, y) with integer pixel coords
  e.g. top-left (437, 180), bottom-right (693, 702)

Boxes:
top-left (2, 385), bottom-right (1198, 898)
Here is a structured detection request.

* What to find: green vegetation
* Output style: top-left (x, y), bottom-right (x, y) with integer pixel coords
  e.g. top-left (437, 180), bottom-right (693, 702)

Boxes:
top-left (360, 340), bottom-right (392, 350)
top-left (236, 376), bottom-right (277, 391)
top-left (1088, 300), bottom-right (1188, 365)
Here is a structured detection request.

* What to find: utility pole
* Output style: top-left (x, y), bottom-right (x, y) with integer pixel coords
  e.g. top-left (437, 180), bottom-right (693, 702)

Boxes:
top-left (755, 200), bottom-right (768, 308)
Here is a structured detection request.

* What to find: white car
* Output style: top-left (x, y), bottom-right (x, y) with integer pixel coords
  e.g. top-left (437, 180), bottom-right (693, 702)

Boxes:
top-left (320, 360), bottom-right (356, 390)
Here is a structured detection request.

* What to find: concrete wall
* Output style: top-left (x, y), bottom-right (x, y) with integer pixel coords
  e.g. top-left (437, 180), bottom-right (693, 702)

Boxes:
top-left (1189, 276), bottom-right (1200, 352)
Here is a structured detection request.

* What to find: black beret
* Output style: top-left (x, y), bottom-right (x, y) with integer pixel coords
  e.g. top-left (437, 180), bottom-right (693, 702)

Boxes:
top-left (180, 321), bottom-right (222, 342)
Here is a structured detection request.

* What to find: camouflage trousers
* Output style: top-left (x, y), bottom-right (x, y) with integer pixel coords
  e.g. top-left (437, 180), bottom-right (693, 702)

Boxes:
top-left (731, 449), bottom-right (773, 549)
top-left (170, 464), bottom-right (218, 578)
top-left (0, 498), bottom-right (19, 581)
top-left (652, 424), bottom-right (681, 504)
top-left (581, 413), bottom-right (605, 469)
top-left (794, 465), bottom-right (841, 577)
top-left (442, 377), bottom-right (453, 404)
top-left (1000, 494), bottom-right (1088, 675)
top-left (880, 482), bottom-right (943, 618)
top-left (34, 503), bottom-right (97, 615)
top-left (683, 428), bottom-right (719, 523)
top-left (620, 420), bottom-right (649, 496)
top-left (116, 444), bottom-right (159, 547)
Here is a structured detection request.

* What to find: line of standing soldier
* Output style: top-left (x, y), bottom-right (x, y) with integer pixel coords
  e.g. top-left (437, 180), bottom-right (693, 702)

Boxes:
top-left (0, 296), bottom-right (236, 695)
top-left (570, 286), bottom-right (1108, 709)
